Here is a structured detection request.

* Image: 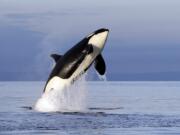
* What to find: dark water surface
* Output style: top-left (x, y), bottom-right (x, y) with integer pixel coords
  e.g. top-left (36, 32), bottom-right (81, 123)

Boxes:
top-left (1, 81), bottom-right (180, 135)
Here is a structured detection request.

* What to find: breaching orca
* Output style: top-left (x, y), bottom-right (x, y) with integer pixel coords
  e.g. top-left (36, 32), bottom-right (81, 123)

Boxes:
top-left (43, 28), bottom-right (109, 93)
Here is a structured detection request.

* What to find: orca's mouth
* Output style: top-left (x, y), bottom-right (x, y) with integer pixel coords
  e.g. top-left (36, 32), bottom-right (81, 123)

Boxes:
top-left (94, 28), bottom-right (109, 34)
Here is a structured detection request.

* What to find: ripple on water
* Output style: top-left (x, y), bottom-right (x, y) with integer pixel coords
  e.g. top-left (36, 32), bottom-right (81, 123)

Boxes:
top-left (1, 110), bottom-right (180, 132)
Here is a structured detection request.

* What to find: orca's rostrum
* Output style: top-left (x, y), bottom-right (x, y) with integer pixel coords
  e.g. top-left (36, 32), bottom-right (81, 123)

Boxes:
top-left (35, 28), bottom-right (109, 112)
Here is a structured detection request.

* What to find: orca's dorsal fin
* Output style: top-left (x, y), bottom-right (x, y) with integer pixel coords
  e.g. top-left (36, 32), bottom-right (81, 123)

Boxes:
top-left (50, 54), bottom-right (62, 63)
top-left (94, 54), bottom-right (106, 75)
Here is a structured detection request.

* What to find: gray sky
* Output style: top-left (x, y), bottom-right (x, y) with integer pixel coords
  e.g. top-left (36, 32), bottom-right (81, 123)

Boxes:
top-left (0, 0), bottom-right (180, 81)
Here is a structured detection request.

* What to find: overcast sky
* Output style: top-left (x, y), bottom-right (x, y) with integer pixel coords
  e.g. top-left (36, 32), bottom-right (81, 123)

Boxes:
top-left (0, 0), bottom-right (180, 81)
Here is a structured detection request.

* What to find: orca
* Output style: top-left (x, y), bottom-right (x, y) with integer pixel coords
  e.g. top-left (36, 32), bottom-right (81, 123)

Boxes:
top-left (43, 28), bottom-right (109, 93)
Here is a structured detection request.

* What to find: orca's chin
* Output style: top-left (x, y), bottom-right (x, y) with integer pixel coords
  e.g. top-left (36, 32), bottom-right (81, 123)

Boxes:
top-left (89, 31), bottom-right (109, 51)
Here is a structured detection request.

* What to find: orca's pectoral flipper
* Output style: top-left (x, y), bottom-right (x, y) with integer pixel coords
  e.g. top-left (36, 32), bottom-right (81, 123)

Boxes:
top-left (94, 54), bottom-right (106, 75)
top-left (50, 54), bottom-right (62, 63)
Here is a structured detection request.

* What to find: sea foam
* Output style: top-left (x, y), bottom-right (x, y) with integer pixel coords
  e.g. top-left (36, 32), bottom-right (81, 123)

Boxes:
top-left (34, 75), bottom-right (87, 112)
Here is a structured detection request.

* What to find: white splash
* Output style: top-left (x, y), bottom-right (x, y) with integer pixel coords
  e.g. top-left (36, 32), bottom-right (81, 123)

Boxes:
top-left (96, 71), bottom-right (107, 81)
top-left (34, 75), bottom-right (87, 112)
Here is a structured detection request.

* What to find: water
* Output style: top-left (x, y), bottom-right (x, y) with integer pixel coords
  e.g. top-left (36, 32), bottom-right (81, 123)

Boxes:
top-left (35, 76), bottom-right (87, 112)
top-left (1, 81), bottom-right (180, 135)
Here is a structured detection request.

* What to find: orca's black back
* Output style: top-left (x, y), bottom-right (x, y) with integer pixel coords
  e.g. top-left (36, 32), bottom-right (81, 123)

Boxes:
top-left (48, 37), bottom-right (90, 80)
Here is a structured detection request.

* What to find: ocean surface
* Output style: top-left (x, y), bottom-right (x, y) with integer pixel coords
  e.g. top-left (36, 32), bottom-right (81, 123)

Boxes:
top-left (1, 81), bottom-right (180, 135)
